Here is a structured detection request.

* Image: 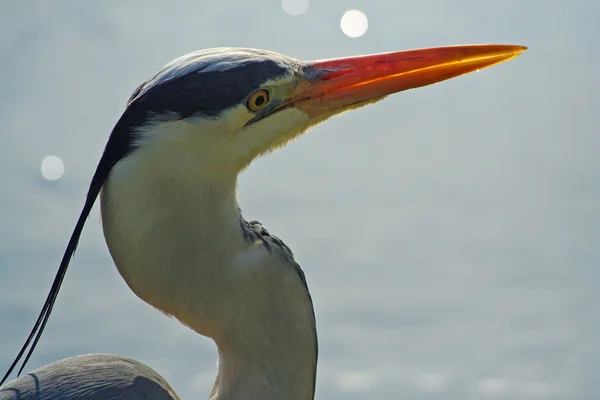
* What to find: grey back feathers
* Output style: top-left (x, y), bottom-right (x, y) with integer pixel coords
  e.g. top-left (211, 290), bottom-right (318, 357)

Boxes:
top-left (0, 354), bottom-right (180, 400)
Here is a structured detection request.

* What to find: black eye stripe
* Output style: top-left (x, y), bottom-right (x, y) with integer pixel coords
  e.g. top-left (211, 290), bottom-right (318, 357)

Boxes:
top-left (128, 60), bottom-right (287, 125)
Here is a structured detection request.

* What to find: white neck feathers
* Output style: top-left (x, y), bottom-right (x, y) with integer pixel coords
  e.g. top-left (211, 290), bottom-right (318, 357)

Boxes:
top-left (100, 119), bottom-right (317, 399)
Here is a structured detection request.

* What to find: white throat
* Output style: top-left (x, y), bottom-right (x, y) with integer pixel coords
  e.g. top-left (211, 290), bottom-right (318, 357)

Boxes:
top-left (99, 119), bottom-right (317, 399)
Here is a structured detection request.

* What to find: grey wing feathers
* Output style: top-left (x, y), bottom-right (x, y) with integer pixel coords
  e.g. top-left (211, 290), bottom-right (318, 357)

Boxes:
top-left (0, 354), bottom-right (180, 400)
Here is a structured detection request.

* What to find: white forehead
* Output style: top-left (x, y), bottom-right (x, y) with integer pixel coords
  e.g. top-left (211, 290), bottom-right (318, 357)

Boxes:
top-left (134, 47), bottom-right (299, 102)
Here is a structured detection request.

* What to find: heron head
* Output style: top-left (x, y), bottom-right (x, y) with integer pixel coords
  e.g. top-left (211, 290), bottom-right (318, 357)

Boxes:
top-left (110, 45), bottom-right (525, 179)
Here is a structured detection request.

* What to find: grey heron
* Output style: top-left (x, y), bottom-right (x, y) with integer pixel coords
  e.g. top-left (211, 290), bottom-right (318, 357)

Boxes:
top-left (0, 44), bottom-right (525, 399)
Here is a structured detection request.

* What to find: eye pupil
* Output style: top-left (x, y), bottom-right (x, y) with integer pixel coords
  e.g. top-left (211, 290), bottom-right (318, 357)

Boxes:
top-left (254, 95), bottom-right (265, 106)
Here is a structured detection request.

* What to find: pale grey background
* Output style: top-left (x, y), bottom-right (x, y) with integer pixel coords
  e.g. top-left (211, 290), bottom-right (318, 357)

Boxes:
top-left (1, 1), bottom-right (598, 399)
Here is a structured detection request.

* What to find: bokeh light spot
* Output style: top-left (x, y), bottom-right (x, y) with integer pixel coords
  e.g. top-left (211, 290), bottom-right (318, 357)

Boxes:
top-left (41, 155), bottom-right (65, 181)
top-left (341, 10), bottom-right (368, 38)
top-left (282, 0), bottom-right (309, 16)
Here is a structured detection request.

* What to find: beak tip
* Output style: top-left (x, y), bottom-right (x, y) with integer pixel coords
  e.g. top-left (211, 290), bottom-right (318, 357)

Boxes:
top-left (515, 45), bottom-right (528, 53)
top-left (503, 45), bottom-right (527, 58)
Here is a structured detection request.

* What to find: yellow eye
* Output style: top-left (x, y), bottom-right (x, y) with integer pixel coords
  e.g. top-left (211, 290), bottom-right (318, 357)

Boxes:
top-left (246, 89), bottom-right (270, 112)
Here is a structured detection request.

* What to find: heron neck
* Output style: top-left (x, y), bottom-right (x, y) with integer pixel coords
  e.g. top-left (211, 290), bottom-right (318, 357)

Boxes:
top-left (102, 126), bottom-right (318, 399)
top-left (211, 320), bottom-right (317, 400)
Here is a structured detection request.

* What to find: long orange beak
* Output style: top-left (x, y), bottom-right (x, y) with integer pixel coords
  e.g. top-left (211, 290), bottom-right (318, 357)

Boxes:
top-left (292, 44), bottom-right (526, 116)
